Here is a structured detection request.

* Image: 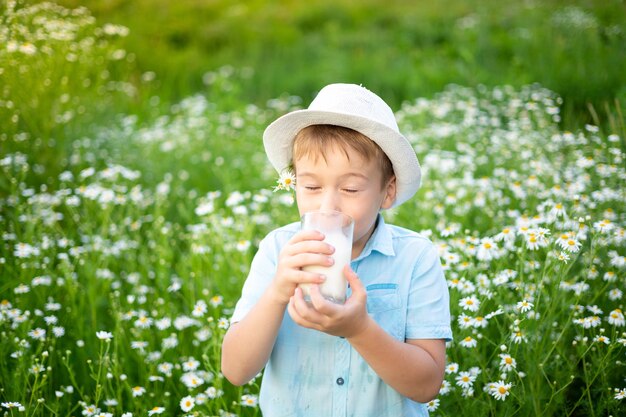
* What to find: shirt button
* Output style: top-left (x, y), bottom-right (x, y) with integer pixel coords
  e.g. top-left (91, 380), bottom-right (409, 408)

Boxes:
top-left (336, 377), bottom-right (344, 386)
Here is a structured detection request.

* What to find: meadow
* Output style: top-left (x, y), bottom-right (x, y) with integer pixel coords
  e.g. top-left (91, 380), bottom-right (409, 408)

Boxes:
top-left (1, 1), bottom-right (625, 416)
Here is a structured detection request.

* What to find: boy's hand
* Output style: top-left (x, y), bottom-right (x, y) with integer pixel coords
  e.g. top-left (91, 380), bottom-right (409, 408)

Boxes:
top-left (269, 230), bottom-right (335, 306)
top-left (287, 265), bottom-right (371, 338)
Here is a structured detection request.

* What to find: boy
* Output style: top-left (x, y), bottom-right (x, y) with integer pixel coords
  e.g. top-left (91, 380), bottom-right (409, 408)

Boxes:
top-left (221, 83), bottom-right (451, 416)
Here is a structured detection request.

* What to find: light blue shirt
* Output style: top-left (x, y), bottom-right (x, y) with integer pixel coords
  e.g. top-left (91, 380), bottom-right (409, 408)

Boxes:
top-left (231, 215), bottom-right (452, 417)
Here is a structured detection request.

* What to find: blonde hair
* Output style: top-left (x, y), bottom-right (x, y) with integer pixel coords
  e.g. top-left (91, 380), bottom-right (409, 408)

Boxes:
top-left (292, 125), bottom-right (395, 188)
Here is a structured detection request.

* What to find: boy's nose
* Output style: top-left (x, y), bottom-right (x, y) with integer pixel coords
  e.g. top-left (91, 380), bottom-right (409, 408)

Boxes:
top-left (319, 191), bottom-right (340, 212)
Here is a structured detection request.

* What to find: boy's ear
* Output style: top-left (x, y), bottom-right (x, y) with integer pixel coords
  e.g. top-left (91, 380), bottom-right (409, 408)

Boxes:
top-left (381, 176), bottom-right (397, 209)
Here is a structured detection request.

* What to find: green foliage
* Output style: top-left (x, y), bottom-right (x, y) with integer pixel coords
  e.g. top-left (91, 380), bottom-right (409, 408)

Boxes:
top-left (50, 0), bottom-right (626, 130)
top-left (0, 1), bottom-right (164, 190)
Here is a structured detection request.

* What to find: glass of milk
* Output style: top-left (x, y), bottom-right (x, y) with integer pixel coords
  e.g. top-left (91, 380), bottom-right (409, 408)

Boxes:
top-left (299, 210), bottom-right (354, 304)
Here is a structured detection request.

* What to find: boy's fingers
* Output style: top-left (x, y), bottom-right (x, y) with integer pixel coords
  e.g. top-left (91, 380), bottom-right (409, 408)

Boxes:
top-left (287, 295), bottom-right (303, 325)
top-left (290, 252), bottom-right (335, 270)
top-left (287, 290), bottom-right (307, 325)
top-left (288, 230), bottom-right (325, 244)
top-left (292, 270), bottom-right (326, 284)
top-left (291, 286), bottom-right (326, 324)
top-left (282, 240), bottom-right (335, 259)
top-left (345, 265), bottom-right (367, 304)
top-left (309, 283), bottom-right (340, 316)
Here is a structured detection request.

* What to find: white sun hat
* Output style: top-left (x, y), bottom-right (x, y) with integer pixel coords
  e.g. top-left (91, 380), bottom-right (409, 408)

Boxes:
top-left (263, 83), bottom-right (421, 207)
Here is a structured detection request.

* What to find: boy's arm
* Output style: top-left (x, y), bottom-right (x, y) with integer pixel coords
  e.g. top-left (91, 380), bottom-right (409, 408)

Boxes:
top-left (221, 230), bottom-right (335, 386)
top-left (347, 318), bottom-right (445, 402)
top-left (220, 289), bottom-right (288, 386)
top-left (288, 267), bottom-right (446, 402)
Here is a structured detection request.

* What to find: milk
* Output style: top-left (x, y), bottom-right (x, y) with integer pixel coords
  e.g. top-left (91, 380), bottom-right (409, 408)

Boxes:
top-left (300, 231), bottom-right (352, 304)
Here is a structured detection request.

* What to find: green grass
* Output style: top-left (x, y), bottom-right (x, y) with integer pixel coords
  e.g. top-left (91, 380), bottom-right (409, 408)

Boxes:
top-left (50, 0), bottom-right (626, 130)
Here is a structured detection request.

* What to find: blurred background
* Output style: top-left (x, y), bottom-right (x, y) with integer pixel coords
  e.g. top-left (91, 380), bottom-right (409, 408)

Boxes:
top-left (2, 3), bottom-right (625, 415)
top-left (49, 0), bottom-right (626, 129)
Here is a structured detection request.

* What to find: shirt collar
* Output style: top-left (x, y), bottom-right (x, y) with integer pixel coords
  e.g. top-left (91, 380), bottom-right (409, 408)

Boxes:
top-left (354, 214), bottom-right (395, 261)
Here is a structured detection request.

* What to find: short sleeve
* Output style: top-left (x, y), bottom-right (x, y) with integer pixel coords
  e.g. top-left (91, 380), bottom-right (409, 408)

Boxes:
top-left (230, 232), bottom-right (279, 324)
top-left (405, 243), bottom-right (452, 341)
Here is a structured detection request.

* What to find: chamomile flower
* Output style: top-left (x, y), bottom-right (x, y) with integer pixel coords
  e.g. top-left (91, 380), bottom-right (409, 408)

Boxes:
top-left (576, 316), bottom-right (601, 329)
top-left (515, 300), bottom-right (534, 313)
top-left (180, 372), bottom-right (204, 389)
top-left (191, 300), bottom-right (207, 317)
top-left (157, 362), bottom-right (174, 376)
top-left (608, 288), bottom-right (623, 301)
top-left (179, 395), bottom-right (195, 412)
top-left (459, 295), bottom-right (480, 312)
top-left (82, 404), bottom-right (99, 415)
top-left (548, 202), bottom-right (567, 219)
top-left (182, 357), bottom-right (200, 371)
top-left (499, 354), bottom-right (517, 372)
top-left (460, 336), bottom-right (477, 348)
top-left (155, 317), bottom-right (171, 330)
top-left (426, 398), bottom-right (440, 411)
top-left (147, 407), bottom-right (165, 415)
top-left (561, 237), bottom-right (582, 253)
top-left (134, 313), bottom-right (152, 329)
top-left (2, 402), bottom-right (24, 410)
top-left (609, 252), bottom-right (626, 268)
top-left (28, 328), bottom-right (46, 341)
top-left (209, 295), bottom-right (223, 307)
top-left (205, 387), bottom-right (223, 399)
top-left (131, 340), bottom-right (148, 352)
top-left (445, 362), bottom-right (459, 374)
top-left (131, 386), bottom-right (146, 397)
top-left (489, 380), bottom-right (512, 401)
top-left (455, 371), bottom-right (476, 388)
top-left (241, 394), bottom-right (258, 407)
top-left (439, 380), bottom-right (452, 395)
top-left (273, 169), bottom-right (296, 192)
top-left (608, 309), bottom-right (625, 327)
top-left (438, 222), bottom-right (461, 237)
top-left (593, 219), bottom-right (614, 233)
top-left (603, 271), bottom-right (617, 282)
top-left (494, 227), bottom-right (516, 245)
top-left (511, 330), bottom-right (528, 344)
top-left (96, 331), bottom-right (113, 341)
top-left (472, 316), bottom-right (488, 328)
top-left (218, 317), bottom-right (230, 329)
top-left (556, 251), bottom-right (570, 263)
top-left (457, 313), bottom-right (474, 329)
top-left (476, 238), bottom-right (499, 261)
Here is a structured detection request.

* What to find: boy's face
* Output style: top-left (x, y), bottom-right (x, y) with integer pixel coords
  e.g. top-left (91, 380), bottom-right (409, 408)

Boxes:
top-left (294, 144), bottom-right (396, 258)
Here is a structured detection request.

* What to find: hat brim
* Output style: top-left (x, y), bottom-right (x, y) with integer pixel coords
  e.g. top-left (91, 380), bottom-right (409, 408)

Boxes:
top-left (263, 109), bottom-right (421, 208)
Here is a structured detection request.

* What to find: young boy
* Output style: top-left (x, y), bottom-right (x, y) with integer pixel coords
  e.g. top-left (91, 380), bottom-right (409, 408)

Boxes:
top-left (221, 83), bottom-right (452, 416)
